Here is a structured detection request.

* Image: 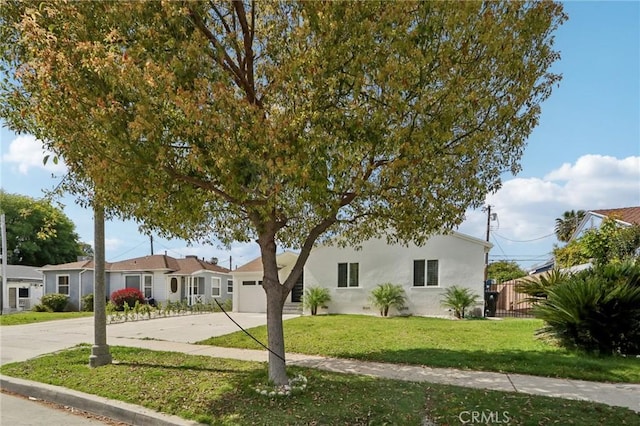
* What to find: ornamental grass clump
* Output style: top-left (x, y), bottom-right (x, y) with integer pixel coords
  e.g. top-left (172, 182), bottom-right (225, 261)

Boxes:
top-left (370, 283), bottom-right (406, 317)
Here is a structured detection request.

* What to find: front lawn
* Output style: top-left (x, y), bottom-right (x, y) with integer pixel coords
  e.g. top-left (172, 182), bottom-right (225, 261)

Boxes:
top-left (0, 311), bottom-right (93, 326)
top-left (1, 345), bottom-right (637, 425)
top-left (199, 315), bottom-right (640, 383)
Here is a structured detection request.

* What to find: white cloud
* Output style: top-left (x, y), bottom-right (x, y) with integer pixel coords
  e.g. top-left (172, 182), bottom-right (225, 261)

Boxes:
top-left (459, 154), bottom-right (640, 244)
top-left (2, 134), bottom-right (67, 175)
top-left (105, 238), bottom-right (125, 252)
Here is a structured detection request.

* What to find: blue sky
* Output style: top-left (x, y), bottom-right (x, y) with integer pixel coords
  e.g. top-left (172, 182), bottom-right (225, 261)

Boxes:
top-left (1, 1), bottom-right (639, 271)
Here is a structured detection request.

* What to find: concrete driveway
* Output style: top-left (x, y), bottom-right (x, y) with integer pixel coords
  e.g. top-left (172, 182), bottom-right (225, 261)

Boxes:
top-left (0, 312), bottom-right (295, 365)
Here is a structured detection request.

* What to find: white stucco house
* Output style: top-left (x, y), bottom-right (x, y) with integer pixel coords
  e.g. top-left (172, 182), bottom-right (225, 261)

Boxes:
top-left (40, 254), bottom-right (232, 311)
top-left (232, 232), bottom-right (491, 317)
top-left (304, 232), bottom-right (492, 317)
top-left (231, 251), bottom-right (303, 313)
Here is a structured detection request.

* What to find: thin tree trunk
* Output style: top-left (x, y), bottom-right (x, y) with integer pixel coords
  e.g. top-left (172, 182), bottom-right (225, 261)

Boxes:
top-left (266, 287), bottom-right (288, 385)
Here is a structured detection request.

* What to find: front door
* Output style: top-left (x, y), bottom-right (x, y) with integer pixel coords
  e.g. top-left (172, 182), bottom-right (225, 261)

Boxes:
top-left (291, 272), bottom-right (303, 303)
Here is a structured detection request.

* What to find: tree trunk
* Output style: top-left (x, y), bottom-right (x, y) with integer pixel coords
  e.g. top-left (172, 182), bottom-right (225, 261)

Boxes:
top-left (266, 287), bottom-right (288, 385)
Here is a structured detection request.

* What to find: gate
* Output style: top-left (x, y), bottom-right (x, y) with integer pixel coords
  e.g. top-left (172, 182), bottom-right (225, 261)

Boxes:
top-left (487, 280), bottom-right (536, 318)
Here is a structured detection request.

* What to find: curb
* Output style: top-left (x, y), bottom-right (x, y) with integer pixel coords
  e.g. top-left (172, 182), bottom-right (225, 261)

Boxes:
top-left (0, 375), bottom-right (203, 426)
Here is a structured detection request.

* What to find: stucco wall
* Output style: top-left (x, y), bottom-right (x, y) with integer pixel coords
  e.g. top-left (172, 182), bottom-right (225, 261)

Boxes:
top-left (304, 234), bottom-right (487, 317)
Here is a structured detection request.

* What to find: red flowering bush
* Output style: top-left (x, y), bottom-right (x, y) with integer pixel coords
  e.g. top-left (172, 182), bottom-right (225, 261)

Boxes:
top-left (110, 288), bottom-right (145, 310)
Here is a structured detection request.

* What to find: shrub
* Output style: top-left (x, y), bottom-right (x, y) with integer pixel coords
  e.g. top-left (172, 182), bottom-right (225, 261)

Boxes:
top-left (303, 287), bottom-right (331, 315)
top-left (81, 293), bottom-right (94, 312)
top-left (534, 262), bottom-right (640, 355)
top-left (370, 283), bottom-right (406, 317)
top-left (40, 293), bottom-right (69, 312)
top-left (110, 288), bottom-right (145, 311)
top-left (441, 286), bottom-right (480, 319)
top-left (32, 304), bottom-right (50, 312)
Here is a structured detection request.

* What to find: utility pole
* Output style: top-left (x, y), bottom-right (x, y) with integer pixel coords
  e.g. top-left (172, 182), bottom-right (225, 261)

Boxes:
top-left (1, 213), bottom-right (7, 315)
top-left (483, 205), bottom-right (492, 282)
top-left (150, 234), bottom-right (154, 255)
top-left (89, 203), bottom-right (112, 367)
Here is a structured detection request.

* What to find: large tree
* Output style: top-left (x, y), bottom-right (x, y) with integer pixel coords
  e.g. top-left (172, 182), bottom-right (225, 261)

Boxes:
top-left (0, 191), bottom-right (85, 266)
top-left (0, 1), bottom-right (565, 384)
top-left (487, 260), bottom-right (527, 284)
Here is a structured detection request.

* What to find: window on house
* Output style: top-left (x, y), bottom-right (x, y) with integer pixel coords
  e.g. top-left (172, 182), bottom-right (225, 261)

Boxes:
top-left (125, 275), bottom-right (141, 290)
top-left (170, 277), bottom-right (178, 293)
top-left (192, 277), bottom-right (205, 295)
top-left (426, 260), bottom-right (439, 286)
top-left (143, 275), bottom-right (153, 299)
top-left (211, 277), bottom-right (221, 297)
top-left (243, 280), bottom-right (256, 286)
top-left (227, 279), bottom-right (233, 294)
top-left (18, 288), bottom-right (29, 298)
top-left (57, 275), bottom-right (70, 295)
top-left (413, 259), bottom-right (439, 287)
top-left (337, 263), bottom-right (359, 287)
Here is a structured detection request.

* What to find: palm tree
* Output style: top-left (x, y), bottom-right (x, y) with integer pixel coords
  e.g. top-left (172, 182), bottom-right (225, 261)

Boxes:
top-left (554, 210), bottom-right (586, 242)
top-left (370, 283), bottom-right (407, 317)
top-left (441, 286), bottom-right (480, 319)
top-left (302, 287), bottom-right (331, 315)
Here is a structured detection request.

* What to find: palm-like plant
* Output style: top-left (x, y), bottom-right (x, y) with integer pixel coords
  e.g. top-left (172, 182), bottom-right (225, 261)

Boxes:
top-left (515, 269), bottom-right (570, 302)
top-left (302, 287), bottom-right (331, 315)
top-left (554, 210), bottom-right (586, 242)
top-left (441, 286), bottom-right (480, 319)
top-left (369, 283), bottom-right (407, 317)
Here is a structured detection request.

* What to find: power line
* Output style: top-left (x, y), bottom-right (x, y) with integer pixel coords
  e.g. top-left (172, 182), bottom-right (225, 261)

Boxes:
top-left (492, 231), bottom-right (556, 243)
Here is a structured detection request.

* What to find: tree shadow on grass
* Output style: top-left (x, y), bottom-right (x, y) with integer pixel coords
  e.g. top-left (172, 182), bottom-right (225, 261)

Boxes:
top-left (329, 347), bottom-right (640, 383)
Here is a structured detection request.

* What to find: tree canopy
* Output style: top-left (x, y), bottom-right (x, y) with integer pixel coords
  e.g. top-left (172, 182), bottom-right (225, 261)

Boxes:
top-left (0, 191), bottom-right (86, 266)
top-left (554, 218), bottom-right (640, 268)
top-left (487, 260), bottom-right (527, 283)
top-left (0, 1), bottom-right (566, 384)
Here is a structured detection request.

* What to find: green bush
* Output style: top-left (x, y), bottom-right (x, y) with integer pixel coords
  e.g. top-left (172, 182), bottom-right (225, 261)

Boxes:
top-left (303, 287), bottom-right (331, 315)
top-left (40, 293), bottom-right (69, 312)
top-left (370, 283), bottom-right (406, 317)
top-left (32, 304), bottom-right (50, 312)
top-left (534, 262), bottom-right (640, 355)
top-left (441, 285), bottom-right (480, 319)
top-left (81, 293), bottom-right (94, 312)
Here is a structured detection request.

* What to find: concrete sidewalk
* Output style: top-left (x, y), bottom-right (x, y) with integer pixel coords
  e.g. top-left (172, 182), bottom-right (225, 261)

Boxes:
top-left (2, 314), bottom-right (639, 424)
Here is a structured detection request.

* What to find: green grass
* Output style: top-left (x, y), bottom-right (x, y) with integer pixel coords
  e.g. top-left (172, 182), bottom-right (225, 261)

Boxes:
top-left (199, 315), bottom-right (640, 383)
top-left (1, 345), bottom-right (637, 425)
top-left (0, 311), bottom-right (93, 326)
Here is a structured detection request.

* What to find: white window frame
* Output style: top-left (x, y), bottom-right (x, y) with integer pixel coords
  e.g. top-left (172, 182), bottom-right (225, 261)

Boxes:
top-left (143, 274), bottom-right (153, 299)
top-left (337, 263), bottom-right (359, 288)
top-left (227, 279), bottom-right (233, 294)
top-left (57, 274), bottom-right (70, 295)
top-left (413, 259), bottom-right (439, 287)
top-left (211, 277), bottom-right (221, 297)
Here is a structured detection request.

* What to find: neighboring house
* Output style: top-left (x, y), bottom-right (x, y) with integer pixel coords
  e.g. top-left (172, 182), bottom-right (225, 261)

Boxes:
top-left (231, 251), bottom-right (303, 313)
top-left (40, 254), bottom-right (232, 311)
top-left (570, 206), bottom-right (640, 240)
top-left (529, 206), bottom-right (640, 275)
top-left (304, 232), bottom-right (492, 317)
top-left (1, 265), bottom-right (44, 311)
